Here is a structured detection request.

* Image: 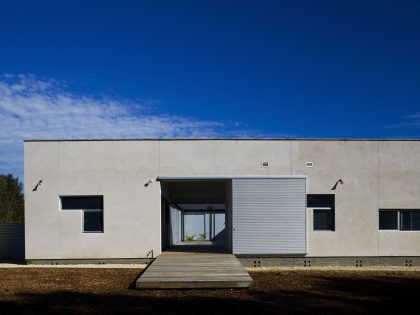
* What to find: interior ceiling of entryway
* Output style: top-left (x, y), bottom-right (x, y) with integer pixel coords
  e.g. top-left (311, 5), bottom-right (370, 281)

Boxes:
top-left (165, 181), bottom-right (227, 204)
top-left (178, 203), bottom-right (225, 210)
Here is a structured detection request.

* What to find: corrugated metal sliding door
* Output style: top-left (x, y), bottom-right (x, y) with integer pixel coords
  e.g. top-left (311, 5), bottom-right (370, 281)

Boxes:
top-left (232, 178), bottom-right (306, 255)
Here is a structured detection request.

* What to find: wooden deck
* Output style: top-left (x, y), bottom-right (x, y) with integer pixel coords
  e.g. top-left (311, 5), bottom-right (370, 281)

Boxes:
top-left (136, 252), bottom-right (253, 289)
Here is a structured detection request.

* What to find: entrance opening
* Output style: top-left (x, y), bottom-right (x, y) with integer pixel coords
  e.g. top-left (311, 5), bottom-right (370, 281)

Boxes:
top-left (160, 180), bottom-right (232, 253)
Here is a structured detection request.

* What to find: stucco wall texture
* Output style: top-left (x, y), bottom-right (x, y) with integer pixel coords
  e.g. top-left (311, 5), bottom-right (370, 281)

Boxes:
top-left (24, 140), bottom-right (420, 259)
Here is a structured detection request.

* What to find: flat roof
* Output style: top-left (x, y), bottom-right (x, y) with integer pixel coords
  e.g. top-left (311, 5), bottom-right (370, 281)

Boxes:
top-left (157, 175), bottom-right (307, 181)
top-left (23, 138), bottom-right (420, 142)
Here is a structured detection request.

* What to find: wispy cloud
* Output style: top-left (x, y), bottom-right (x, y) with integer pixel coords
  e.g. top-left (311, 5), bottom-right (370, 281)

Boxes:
top-left (386, 112), bottom-right (420, 129)
top-left (407, 112), bottom-right (420, 125)
top-left (0, 74), bottom-right (273, 180)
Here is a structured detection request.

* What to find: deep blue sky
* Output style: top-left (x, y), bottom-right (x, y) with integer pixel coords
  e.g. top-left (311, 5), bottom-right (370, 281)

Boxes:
top-left (1, 0), bottom-right (420, 138)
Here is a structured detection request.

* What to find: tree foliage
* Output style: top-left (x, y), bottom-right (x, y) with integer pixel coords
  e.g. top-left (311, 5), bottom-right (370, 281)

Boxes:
top-left (0, 174), bottom-right (24, 223)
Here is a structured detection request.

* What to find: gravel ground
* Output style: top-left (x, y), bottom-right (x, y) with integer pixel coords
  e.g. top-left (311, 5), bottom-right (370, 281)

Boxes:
top-left (0, 263), bottom-right (147, 269)
top-left (3, 263), bottom-right (418, 271)
top-left (247, 266), bottom-right (420, 271)
top-left (1, 268), bottom-right (420, 314)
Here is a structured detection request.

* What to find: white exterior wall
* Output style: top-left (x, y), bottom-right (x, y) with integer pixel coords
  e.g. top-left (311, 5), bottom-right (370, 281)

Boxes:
top-left (24, 141), bottom-right (161, 259)
top-left (24, 139), bottom-right (420, 259)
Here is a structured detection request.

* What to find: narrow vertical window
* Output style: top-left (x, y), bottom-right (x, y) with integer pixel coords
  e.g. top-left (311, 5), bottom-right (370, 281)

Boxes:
top-left (400, 211), bottom-right (412, 231)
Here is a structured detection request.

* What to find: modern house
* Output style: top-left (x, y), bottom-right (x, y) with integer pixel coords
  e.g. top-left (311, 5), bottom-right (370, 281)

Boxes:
top-left (24, 139), bottom-right (420, 266)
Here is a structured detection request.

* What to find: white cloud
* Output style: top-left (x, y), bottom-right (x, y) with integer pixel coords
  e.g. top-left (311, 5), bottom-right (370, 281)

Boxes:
top-left (0, 74), bottom-right (266, 180)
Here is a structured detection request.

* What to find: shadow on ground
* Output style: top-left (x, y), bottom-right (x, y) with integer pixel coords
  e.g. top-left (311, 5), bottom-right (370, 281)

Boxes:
top-left (1, 269), bottom-right (420, 314)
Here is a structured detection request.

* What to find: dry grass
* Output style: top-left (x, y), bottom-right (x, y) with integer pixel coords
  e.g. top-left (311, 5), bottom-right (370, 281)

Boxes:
top-left (1, 268), bottom-right (420, 314)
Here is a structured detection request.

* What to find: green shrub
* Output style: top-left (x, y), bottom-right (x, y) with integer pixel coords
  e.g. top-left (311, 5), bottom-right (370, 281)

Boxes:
top-left (185, 234), bottom-right (195, 241)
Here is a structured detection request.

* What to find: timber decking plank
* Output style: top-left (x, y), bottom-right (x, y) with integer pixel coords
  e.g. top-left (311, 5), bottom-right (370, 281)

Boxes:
top-left (136, 252), bottom-right (253, 289)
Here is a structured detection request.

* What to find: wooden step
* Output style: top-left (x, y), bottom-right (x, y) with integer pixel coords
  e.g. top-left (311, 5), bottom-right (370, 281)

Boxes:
top-left (136, 252), bottom-right (253, 289)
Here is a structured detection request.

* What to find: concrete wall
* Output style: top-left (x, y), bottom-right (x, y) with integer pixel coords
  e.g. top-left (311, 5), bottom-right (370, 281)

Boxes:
top-left (293, 141), bottom-right (380, 256)
top-left (24, 139), bottom-right (420, 259)
top-left (25, 141), bottom-right (161, 259)
top-left (378, 141), bottom-right (420, 256)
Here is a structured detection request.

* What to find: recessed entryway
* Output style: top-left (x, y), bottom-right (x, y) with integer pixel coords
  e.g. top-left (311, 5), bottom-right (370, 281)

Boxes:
top-left (160, 179), bottom-right (231, 253)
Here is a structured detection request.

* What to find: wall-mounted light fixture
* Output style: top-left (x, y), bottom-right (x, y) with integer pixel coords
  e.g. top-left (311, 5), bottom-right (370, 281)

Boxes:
top-left (331, 179), bottom-right (343, 191)
top-left (144, 179), bottom-right (154, 187)
top-left (32, 180), bottom-right (43, 191)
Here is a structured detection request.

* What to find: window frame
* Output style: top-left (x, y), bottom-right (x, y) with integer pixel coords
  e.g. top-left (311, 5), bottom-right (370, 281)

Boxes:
top-left (60, 195), bottom-right (104, 234)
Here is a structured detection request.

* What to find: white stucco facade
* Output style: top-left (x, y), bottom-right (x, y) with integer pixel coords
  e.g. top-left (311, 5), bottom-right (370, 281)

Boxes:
top-left (24, 139), bottom-right (420, 260)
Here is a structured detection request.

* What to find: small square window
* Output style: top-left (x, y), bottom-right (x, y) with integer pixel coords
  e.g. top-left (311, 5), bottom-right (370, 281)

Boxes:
top-left (313, 209), bottom-right (334, 231)
top-left (83, 210), bottom-right (103, 233)
top-left (379, 210), bottom-right (398, 230)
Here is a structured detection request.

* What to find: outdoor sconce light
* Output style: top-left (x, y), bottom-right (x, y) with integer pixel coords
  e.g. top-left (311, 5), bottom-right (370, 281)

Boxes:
top-left (331, 179), bottom-right (343, 191)
top-left (32, 180), bottom-right (43, 191)
top-left (144, 179), bottom-right (154, 187)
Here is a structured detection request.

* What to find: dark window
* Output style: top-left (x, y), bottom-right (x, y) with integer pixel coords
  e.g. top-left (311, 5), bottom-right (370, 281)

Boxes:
top-left (414, 212), bottom-right (420, 231)
top-left (61, 196), bottom-right (103, 210)
top-left (61, 196), bottom-right (104, 233)
top-left (314, 209), bottom-right (334, 231)
top-left (308, 195), bottom-right (335, 231)
top-left (400, 211), bottom-right (411, 231)
top-left (307, 194), bottom-right (334, 208)
top-left (400, 211), bottom-right (420, 231)
top-left (83, 210), bottom-right (103, 233)
top-left (379, 211), bottom-right (398, 230)
top-left (379, 209), bottom-right (420, 231)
